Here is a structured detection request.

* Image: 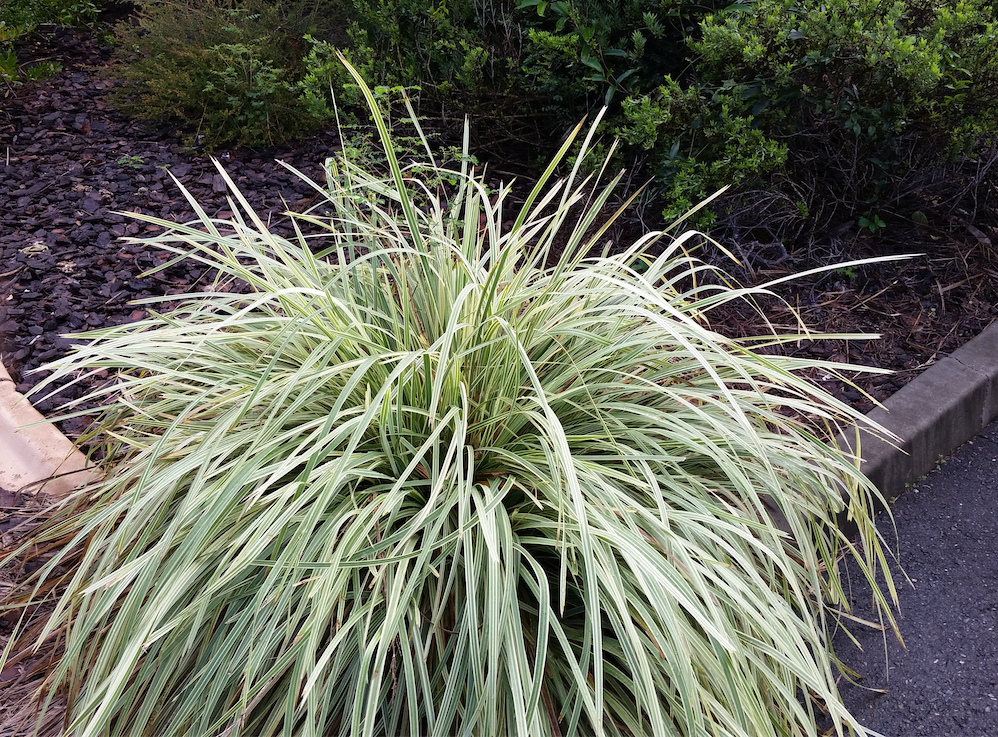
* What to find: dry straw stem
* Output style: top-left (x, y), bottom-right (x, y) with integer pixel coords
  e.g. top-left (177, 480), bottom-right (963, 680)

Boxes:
top-left (1, 55), bottom-right (906, 737)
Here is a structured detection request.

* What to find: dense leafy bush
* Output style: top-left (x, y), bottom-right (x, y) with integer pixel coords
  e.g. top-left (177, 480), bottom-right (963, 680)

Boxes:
top-left (516, 1), bottom-right (720, 110)
top-left (109, 0), bottom-right (715, 148)
top-left (310, 0), bottom-right (998, 235)
top-left (3, 63), bottom-right (901, 737)
top-left (110, 0), bottom-right (332, 148)
top-left (688, 0), bottom-right (998, 230)
top-left (334, 0), bottom-right (518, 99)
top-left (307, 0), bottom-right (713, 108)
top-left (110, 0), bottom-right (524, 145)
top-left (696, 0), bottom-right (998, 150)
top-left (101, 0), bottom-right (998, 236)
top-left (516, 0), bottom-right (998, 231)
top-left (295, 0), bottom-right (524, 126)
top-left (298, 0), bottom-right (723, 121)
top-left (614, 78), bottom-right (790, 227)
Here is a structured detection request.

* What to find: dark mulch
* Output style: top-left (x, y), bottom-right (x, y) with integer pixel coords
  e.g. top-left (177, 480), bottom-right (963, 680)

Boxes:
top-left (0, 487), bottom-right (64, 737)
top-left (1, 25), bottom-right (343, 439)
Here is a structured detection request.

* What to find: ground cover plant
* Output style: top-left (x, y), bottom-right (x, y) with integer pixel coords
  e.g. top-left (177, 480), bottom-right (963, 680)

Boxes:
top-left (0, 61), bottom-right (905, 736)
top-left (0, 0), bottom-right (99, 89)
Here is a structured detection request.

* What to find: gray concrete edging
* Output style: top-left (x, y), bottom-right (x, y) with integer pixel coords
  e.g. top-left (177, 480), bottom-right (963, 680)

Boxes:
top-left (837, 320), bottom-right (998, 499)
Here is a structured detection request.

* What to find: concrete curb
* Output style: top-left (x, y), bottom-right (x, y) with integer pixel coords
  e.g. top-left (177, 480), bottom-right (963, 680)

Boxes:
top-left (0, 361), bottom-right (100, 499)
top-left (838, 320), bottom-right (998, 499)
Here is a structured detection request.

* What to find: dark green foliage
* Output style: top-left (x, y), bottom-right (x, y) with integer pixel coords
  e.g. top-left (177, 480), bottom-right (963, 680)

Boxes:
top-left (297, 0), bottom-right (524, 116)
top-left (515, 0), bottom-right (998, 231)
top-left (695, 0), bottom-right (998, 151)
top-left (515, 0), bottom-right (723, 111)
top-left (342, 0), bottom-right (518, 97)
top-left (614, 78), bottom-right (789, 227)
top-left (103, 0), bottom-right (998, 238)
top-left (109, 0), bottom-right (331, 149)
top-left (301, 0), bottom-right (724, 122)
top-left (687, 0), bottom-right (998, 230)
top-left (0, 0), bottom-right (98, 30)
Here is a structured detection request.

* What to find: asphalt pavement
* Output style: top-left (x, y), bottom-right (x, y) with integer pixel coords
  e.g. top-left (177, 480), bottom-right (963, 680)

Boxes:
top-left (829, 418), bottom-right (998, 737)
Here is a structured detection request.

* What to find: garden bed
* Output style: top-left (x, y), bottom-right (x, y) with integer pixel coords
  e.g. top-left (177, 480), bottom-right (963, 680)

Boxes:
top-left (2, 20), bottom-right (998, 737)
top-left (3, 27), bottom-right (997, 443)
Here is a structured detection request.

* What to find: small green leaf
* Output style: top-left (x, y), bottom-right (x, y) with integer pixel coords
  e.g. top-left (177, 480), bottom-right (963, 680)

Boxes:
top-left (580, 53), bottom-right (603, 73)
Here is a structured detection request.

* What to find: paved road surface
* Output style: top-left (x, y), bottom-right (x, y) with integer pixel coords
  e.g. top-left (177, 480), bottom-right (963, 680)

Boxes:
top-left (829, 419), bottom-right (998, 736)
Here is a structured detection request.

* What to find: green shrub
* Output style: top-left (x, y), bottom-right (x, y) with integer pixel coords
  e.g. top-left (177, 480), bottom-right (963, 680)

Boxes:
top-left (515, 0), bottom-right (725, 108)
top-left (619, 0), bottom-right (998, 229)
top-left (302, 0), bottom-right (720, 120)
top-left (616, 79), bottom-right (789, 228)
top-left (0, 0), bottom-right (98, 30)
top-left (109, 0), bottom-right (329, 148)
top-left (340, 0), bottom-right (516, 96)
top-left (99, 0), bottom-right (998, 234)
top-left (688, 0), bottom-right (998, 230)
top-left (297, 0), bottom-right (524, 120)
top-left (445, 0), bottom-right (998, 236)
top-left (4, 61), bottom-right (902, 737)
top-left (522, 0), bottom-right (998, 234)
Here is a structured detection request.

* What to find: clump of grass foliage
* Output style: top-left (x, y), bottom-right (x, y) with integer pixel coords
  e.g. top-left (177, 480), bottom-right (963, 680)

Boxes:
top-left (4, 58), bottom-right (902, 737)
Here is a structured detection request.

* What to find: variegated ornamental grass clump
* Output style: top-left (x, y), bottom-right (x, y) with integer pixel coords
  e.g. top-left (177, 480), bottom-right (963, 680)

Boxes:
top-left (5, 63), bottom-right (902, 737)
